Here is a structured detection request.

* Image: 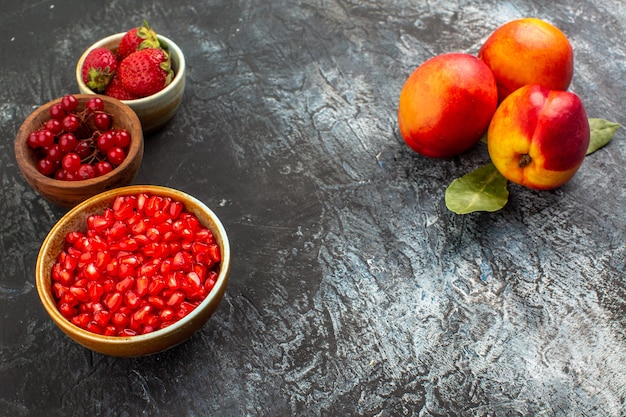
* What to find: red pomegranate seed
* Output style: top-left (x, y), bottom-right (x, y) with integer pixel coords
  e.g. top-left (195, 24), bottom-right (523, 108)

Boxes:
top-left (136, 275), bottom-right (149, 296)
top-left (166, 291), bottom-right (185, 307)
top-left (104, 292), bottom-right (123, 312)
top-left (58, 302), bottom-right (77, 319)
top-left (93, 309), bottom-right (111, 327)
top-left (115, 276), bottom-right (134, 292)
top-left (148, 278), bottom-right (166, 296)
top-left (148, 295), bottom-right (165, 309)
top-left (69, 286), bottom-right (89, 303)
top-left (71, 313), bottom-right (91, 328)
top-left (50, 192), bottom-right (222, 336)
top-left (104, 326), bottom-right (117, 336)
top-left (86, 321), bottom-right (104, 335)
top-left (112, 312), bottom-right (129, 327)
top-left (119, 328), bottom-right (137, 337)
top-left (124, 290), bottom-right (141, 308)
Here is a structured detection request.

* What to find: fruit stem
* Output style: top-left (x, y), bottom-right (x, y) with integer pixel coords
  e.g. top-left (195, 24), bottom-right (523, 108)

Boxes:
top-left (518, 154), bottom-right (532, 168)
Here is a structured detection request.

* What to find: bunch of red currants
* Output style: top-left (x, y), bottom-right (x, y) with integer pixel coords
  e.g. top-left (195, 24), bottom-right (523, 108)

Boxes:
top-left (27, 94), bottom-right (131, 180)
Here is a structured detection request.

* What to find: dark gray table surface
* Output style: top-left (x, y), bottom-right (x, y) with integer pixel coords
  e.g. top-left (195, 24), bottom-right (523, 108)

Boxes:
top-left (1, 1), bottom-right (624, 416)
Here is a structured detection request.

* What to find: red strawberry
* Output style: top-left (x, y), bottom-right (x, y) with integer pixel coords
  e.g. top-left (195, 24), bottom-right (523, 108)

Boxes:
top-left (82, 47), bottom-right (118, 93)
top-left (116, 20), bottom-right (161, 61)
top-left (118, 48), bottom-right (174, 98)
top-left (104, 74), bottom-right (139, 101)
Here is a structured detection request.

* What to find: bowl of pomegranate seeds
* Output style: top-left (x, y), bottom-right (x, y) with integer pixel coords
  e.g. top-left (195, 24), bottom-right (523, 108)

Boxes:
top-left (35, 185), bottom-right (231, 357)
top-left (14, 94), bottom-right (144, 208)
top-left (75, 21), bottom-right (186, 134)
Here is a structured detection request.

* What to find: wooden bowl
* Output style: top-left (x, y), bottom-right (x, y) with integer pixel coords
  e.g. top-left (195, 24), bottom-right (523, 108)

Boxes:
top-left (36, 185), bottom-right (231, 357)
top-left (14, 94), bottom-right (144, 208)
top-left (76, 33), bottom-right (186, 134)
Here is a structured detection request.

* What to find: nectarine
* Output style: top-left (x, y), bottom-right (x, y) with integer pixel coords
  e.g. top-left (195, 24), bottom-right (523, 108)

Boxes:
top-left (478, 18), bottom-right (574, 101)
top-left (487, 84), bottom-right (590, 190)
top-left (398, 53), bottom-right (498, 158)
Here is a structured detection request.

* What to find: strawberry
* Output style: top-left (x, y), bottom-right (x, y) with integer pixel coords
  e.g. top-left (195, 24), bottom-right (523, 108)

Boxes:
top-left (82, 47), bottom-right (118, 93)
top-left (104, 74), bottom-right (139, 101)
top-left (118, 48), bottom-right (174, 98)
top-left (116, 20), bottom-right (161, 61)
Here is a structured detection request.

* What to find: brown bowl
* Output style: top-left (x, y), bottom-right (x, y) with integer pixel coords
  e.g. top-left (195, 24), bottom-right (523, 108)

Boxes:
top-left (76, 33), bottom-right (186, 134)
top-left (36, 185), bottom-right (231, 357)
top-left (14, 94), bottom-right (144, 208)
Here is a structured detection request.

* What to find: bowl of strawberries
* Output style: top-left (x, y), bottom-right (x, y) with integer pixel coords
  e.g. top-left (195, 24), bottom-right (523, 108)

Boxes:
top-left (76, 21), bottom-right (186, 134)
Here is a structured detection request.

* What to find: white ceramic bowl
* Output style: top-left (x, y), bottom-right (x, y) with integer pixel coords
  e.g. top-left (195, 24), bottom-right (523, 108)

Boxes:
top-left (76, 33), bottom-right (186, 134)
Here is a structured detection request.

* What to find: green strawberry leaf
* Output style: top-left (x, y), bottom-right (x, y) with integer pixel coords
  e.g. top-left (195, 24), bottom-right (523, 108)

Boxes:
top-left (445, 163), bottom-right (509, 214)
top-left (587, 118), bottom-right (621, 155)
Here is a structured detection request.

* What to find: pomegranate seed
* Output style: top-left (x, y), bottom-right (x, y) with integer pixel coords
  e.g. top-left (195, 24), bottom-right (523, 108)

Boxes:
top-left (87, 281), bottom-right (104, 301)
top-left (86, 321), bottom-right (104, 334)
top-left (133, 305), bottom-right (152, 323)
top-left (115, 276), bottom-right (134, 292)
top-left (58, 302), bottom-right (77, 319)
top-left (135, 275), bottom-right (149, 296)
top-left (51, 192), bottom-right (222, 336)
top-left (69, 286), bottom-right (90, 303)
top-left (124, 290), bottom-right (141, 308)
top-left (148, 295), bottom-right (165, 309)
top-left (71, 313), bottom-right (91, 328)
top-left (104, 326), bottom-right (118, 336)
top-left (112, 312), bottom-right (129, 327)
top-left (148, 278), bottom-right (166, 296)
top-left (166, 291), bottom-right (185, 307)
top-left (119, 328), bottom-right (137, 337)
top-left (93, 309), bottom-right (111, 327)
top-left (160, 308), bottom-right (175, 322)
top-left (104, 292), bottom-right (123, 312)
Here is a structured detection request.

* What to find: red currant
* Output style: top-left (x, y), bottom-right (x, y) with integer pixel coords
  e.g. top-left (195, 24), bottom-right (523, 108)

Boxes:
top-left (37, 157), bottom-right (57, 176)
top-left (61, 94), bottom-right (79, 112)
top-left (58, 133), bottom-right (78, 153)
top-left (94, 112), bottom-right (112, 131)
top-left (27, 131), bottom-right (40, 149)
top-left (62, 153), bottom-right (81, 174)
top-left (61, 114), bottom-right (81, 133)
top-left (114, 129), bottom-right (131, 148)
top-left (86, 97), bottom-right (105, 112)
top-left (49, 103), bottom-right (66, 120)
top-left (44, 118), bottom-right (63, 135)
top-left (94, 161), bottom-right (113, 177)
top-left (37, 129), bottom-right (55, 148)
top-left (46, 144), bottom-right (64, 162)
top-left (96, 131), bottom-right (115, 152)
top-left (107, 147), bottom-right (126, 166)
top-left (77, 164), bottom-right (96, 180)
top-left (74, 140), bottom-right (92, 159)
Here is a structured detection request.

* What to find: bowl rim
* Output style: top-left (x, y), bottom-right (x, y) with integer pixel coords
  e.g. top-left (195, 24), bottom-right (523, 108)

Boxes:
top-left (75, 32), bottom-right (186, 105)
top-left (36, 185), bottom-right (231, 348)
top-left (14, 94), bottom-right (144, 190)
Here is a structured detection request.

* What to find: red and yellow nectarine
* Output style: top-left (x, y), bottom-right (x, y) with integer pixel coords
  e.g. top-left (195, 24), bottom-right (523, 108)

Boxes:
top-left (487, 84), bottom-right (590, 190)
top-left (398, 53), bottom-right (498, 158)
top-left (478, 18), bottom-right (574, 101)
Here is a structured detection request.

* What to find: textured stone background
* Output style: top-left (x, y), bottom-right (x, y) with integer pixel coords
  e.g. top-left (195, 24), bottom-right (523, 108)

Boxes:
top-left (0, 0), bottom-right (624, 416)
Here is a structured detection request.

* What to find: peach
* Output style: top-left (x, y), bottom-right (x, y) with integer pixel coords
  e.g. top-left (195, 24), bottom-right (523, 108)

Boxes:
top-left (398, 53), bottom-right (498, 158)
top-left (478, 18), bottom-right (574, 101)
top-left (487, 84), bottom-right (590, 190)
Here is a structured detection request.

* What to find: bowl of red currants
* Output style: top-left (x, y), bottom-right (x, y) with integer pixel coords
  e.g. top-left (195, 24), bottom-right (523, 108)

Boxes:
top-left (75, 21), bottom-right (186, 134)
top-left (14, 94), bottom-right (144, 208)
top-left (36, 185), bottom-right (231, 357)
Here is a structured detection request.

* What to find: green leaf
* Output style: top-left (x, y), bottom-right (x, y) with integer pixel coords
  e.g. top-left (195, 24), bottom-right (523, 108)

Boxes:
top-left (587, 118), bottom-right (621, 155)
top-left (445, 163), bottom-right (509, 214)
